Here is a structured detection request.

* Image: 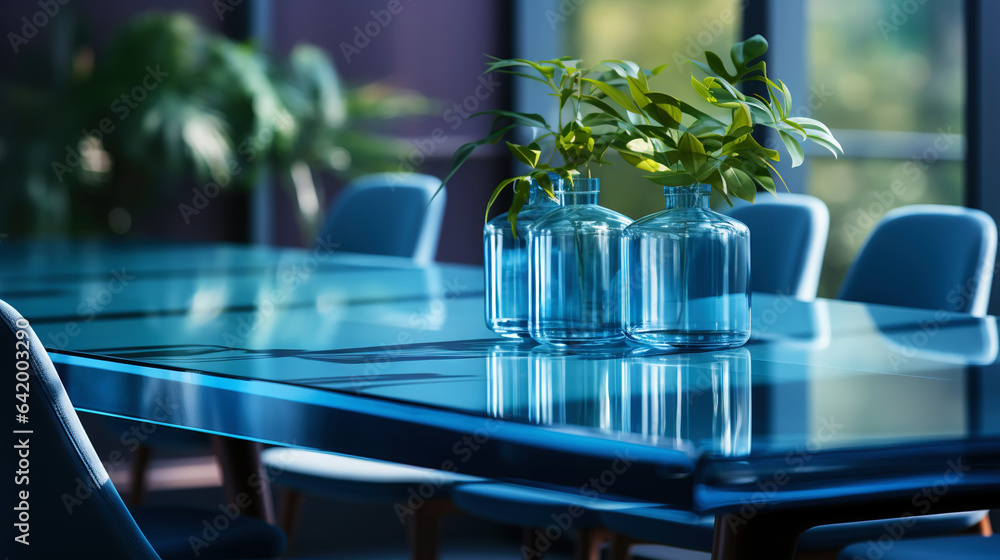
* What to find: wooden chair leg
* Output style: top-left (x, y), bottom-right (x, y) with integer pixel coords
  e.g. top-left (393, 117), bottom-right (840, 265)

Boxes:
top-left (405, 498), bottom-right (455, 560)
top-left (575, 526), bottom-right (611, 560)
top-left (129, 444), bottom-right (153, 507)
top-left (211, 436), bottom-right (275, 523)
top-left (608, 533), bottom-right (637, 560)
top-left (978, 515), bottom-right (994, 536)
top-left (277, 488), bottom-right (304, 552)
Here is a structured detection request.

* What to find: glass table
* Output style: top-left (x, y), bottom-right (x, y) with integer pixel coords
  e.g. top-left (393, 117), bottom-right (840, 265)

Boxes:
top-left (4, 240), bottom-right (999, 559)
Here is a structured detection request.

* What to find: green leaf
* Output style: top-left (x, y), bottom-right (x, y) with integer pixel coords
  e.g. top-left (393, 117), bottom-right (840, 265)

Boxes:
top-left (806, 134), bottom-right (844, 158)
top-left (788, 117), bottom-right (844, 154)
top-left (779, 79), bottom-right (793, 119)
top-left (690, 76), bottom-right (717, 103)
top-left (727, 103), bottom-right (753, 138)
top-left (582, 78), bottom-right (641, 113)
top-left (781, 119), bottom-right (808, 139)
top-left (634, 67), bottom-right (649, 89)
top-left (531, 170), bottom-right (558, 200)
top-left (493, 69), bottom-right (550, 86)
top-left (677, 132), bottom-right (707, 176)
top-left (507, 178), bottom-right (531, 238)
top-left (507, 141), bottom-right (541, 168)
top-left (753, 171), bottom-right (778, 199)
top-left (642, 92), bottom-right (684, 129)
top-left (597, 59), bottom-right (642, 78)
top-left (705, 168), bottom-right (727, 197)
top-left (685, 116), bottom-right (726, 137)
top-left (745, 97), bottom-right (776, 125)
top-left (705, 50), bottom-right (735, 82)
top-left (485, 58), bottom-right (556, 81)
top-left (722, 134), bottom-right (781, 162)
top-left (730, 35), bottom-right (768, 70)
top-left (649, 63), bottom-right (670, 76)
top-left (778, 130), bottom-right (805, 168)
top-left (558, 86), bottom-right (575, 109)
top-left (722, 166), bottom-right (756, 203)
top-left (581, 112), bottom-right (620, 127)
top-left (619, 151), bottom-right (666, 172)
top-left (580, 95), bottom-right (626, 120)
top-left (706, 76), bottom-right (747, 105)
top-left (626, 76), bottom-right (651, 108)
top-left (553, 167), bottom-right (577, 188)
top-left (485, 176), bottom-right (521, 221)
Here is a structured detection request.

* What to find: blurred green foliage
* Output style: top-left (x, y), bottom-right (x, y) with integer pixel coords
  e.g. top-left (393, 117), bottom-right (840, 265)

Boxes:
top-left (808, 0), bottom-right (964, 296)
top-left (0, 12), bottom-right (429, 239)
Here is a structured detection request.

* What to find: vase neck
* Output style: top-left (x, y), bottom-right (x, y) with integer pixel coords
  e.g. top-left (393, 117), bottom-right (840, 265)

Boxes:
top-left (528, 177), bottom-right (562, 206)
top-left (556, 178), bottom-right (600, 206)
top-left (665, 185), bottom-right (711, 210)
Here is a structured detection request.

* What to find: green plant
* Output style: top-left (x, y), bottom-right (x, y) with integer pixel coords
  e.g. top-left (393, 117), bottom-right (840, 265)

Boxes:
top-left (440, 56), bottom-right (633, 235)
top-left (0, 12), bottom-right (429, 241)
top-left (613, 35), bottom-right (842, 203)
top-left (442, 35), bottom-right (842, 235)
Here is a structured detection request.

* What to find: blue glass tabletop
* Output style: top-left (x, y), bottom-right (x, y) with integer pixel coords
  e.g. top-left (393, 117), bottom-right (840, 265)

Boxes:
top-left (5, 240), bottom-right (1000, 512)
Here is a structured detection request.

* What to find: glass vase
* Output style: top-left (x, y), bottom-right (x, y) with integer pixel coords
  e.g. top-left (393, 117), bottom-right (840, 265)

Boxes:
top-left (625, 347), bottom-right (751, 456)
top-left (623, 185), bottom-right (751, 349)
top-left (484, 179), bottom-right (560, 337)
top-left (526, 178), bottom-right (632, 345)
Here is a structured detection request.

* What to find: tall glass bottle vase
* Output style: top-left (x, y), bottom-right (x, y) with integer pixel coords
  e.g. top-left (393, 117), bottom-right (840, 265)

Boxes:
top-left (484, 179), bottom-right (560, 337)
top-left (624, 185), bottom-right (751, 349)
top-left (527, 178), bottom-right (632, 345)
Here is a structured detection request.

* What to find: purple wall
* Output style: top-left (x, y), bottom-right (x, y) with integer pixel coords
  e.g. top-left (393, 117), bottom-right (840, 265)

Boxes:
top-left (267, 0), bottom-right (513, 263)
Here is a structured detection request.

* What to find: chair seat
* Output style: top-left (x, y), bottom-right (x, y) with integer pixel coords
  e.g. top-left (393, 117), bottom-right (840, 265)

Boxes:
top-left (133, 506), bottom-right (286, 560)
top-left (451, 483), bottom-right (653, 529)
top-left (838, 534), bottom-right (998, 559)
top-left (599, 507), bottom-right (986, 552)
top-left (261, 448), bottom-right (478, 503)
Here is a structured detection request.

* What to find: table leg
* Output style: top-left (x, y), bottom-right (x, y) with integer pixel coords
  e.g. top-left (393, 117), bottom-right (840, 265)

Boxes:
top-left (710, 512), bottom-right (803, 560)
top-left (210, 436), bottom-right (276, 524)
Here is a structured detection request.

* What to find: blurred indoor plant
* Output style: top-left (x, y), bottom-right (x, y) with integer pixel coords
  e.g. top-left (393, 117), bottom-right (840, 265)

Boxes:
top-left (0, 12), bottom-right (427, 243)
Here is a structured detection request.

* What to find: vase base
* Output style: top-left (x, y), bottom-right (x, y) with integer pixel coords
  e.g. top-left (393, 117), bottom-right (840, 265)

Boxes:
top-left (626, 329), bottom-right (749, 350)
top-left (487, 319), bottom-right (531, 338)
top-left (530, 329), bottom-right (626, 347)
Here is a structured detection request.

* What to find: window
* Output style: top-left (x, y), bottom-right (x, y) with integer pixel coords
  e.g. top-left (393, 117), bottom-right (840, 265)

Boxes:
top-left (562, 0), bottom-right (743, 219)
top-left (807, 0), bottom-right (965, 296)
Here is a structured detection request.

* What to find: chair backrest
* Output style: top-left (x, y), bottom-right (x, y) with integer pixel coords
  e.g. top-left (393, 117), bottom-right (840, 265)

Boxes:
top-left (727, 193), bottom-right (829, 300)
top-left (318, 173), bottom-right (446, 265)
top-left (2, 299), bottom-right (158, 558)
top-left (838, 205), bottom-right (998, 316)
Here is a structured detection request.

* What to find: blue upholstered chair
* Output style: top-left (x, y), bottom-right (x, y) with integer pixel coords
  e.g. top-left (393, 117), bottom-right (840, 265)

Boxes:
top-left (838, 534), bottom-right (999, 559)
top-left (1, 299), bottom-right (285, 559)
top-left (262, 173), bottom-right (457, 557)
top-left (318, 172), bottom-right (447, 265)
top-left (598, 507), bottom-right (986, 560)
top-left (838, 204), bottom-right (998, 316)
top-left (727, 193), bottom-right (829, 300)
top-left (449, 481), bottom-right (986, 560)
